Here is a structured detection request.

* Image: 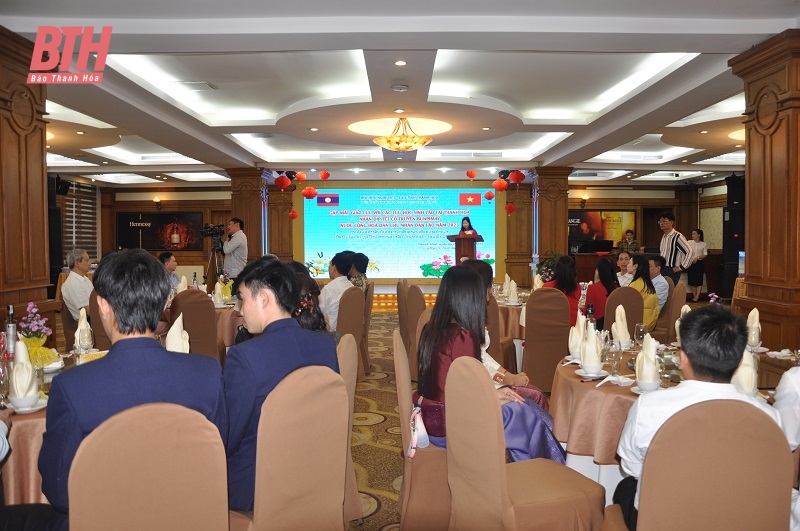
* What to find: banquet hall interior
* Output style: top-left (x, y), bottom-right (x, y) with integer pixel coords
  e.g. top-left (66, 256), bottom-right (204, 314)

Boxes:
top-left (2, 0), bottom-right (800, 528)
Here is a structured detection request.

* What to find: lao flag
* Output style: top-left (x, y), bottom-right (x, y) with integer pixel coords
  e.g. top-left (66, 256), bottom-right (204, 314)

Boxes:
top-left (459, 193), bottom-right (481, 206)
top-left (317, 194), bottom-right (339, 206)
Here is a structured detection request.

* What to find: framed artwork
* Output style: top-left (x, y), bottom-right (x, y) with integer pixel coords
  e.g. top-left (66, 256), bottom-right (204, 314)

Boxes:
top-left (568, 210), bottom-right (636, 243)
top-left (116, 212), bottom-right (204, 251)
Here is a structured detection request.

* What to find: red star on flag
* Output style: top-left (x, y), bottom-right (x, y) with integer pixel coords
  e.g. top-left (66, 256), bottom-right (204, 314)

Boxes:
top-left (459, 193), bottom-right (481, 206)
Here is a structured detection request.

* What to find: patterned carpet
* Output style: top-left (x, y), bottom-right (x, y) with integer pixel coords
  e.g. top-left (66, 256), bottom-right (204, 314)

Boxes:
top-left (351, 312), bottom-right (404, 530)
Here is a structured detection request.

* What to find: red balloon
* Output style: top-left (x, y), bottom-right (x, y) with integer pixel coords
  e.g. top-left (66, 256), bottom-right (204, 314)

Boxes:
top-left (492, 178), bottom-right (508, 192)
top-left (319, 170), bottom-right (331, 180)
top-left (509, 170), bottom-right (525, 184)
top-left (288, 210), bottom-right (298, 220)
top-left (466, 169), bottom-right (477, 179)
top-left (484, 191), bottom-right (495, 201)
top-left (301, 186), bottom-right (318, 199)
top-left (275, 175), bottom-right (291, 190)
top-left (295, 171), bottom-right (307, 182)
top-left (505, 203), bottom-right (516, 216)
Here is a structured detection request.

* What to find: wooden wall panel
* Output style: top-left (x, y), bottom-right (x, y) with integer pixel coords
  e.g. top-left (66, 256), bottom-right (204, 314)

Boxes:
top-left (505, 184), bottom-right (532, 288)
top-left (267, 184), bottom-right (295, 262)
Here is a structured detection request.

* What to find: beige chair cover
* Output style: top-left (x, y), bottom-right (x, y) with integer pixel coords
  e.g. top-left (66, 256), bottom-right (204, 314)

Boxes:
top-left (392, 329), bottom-right (450, 530)
top-left (359, 282), bottom-right (375, 379)
top-left (649, 277), bottom-right (674, 343)
top-left (487, 296), bottom-right (516, 371)
top-left (397, 280), bottom-right (410, 354)
top-left (605, 400), bottom-right (792, 530)
top-left (60, 299), bottom-right (78, 351)
top-left (445, 357), bottom-right (605, 530)
top-left (337, 287), bottom-right (366, 380)
top-left (603, 286), bottom-right (644, 338)
top-left (169, 289), bottom-right (220, 363)
top-left (337, 334), bottom-right (363, 525)
top-left (523, 288), bottom-right (570, 393)
top-left (405, 284), bottom-right (427, 382)
top-left (88, 289), bottom-right (112, 351)
top-left (234, 366), bottom-right (349, 531)
top-left (68, 403), bottom-right (228, 531)
top-left (663, 282), bottom-right (686, 345)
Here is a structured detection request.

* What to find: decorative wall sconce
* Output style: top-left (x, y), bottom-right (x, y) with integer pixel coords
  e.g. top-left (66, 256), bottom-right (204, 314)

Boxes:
top-left (580, 194), bottom-right (589, 209)
top-left (153, 196), bottom-right (162, 210)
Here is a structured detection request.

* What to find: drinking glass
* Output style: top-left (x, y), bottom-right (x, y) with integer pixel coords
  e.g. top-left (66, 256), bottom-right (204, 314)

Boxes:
top-left (78, 328), bottom-right (94, 354)
top-left (0, 363), bottom-right (8, 409)
top-left (746, 325), bottom-right (761, 353)
top-left (634, 323), bottom-right (647, 350)
top-left (657, 354), bottom-right (668, 387)
top-left (607, 342), bottom-right (623, 376)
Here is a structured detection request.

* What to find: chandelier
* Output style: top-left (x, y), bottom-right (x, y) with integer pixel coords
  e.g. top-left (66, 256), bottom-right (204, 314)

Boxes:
top-left (373, 118), bottom-right (432, 152)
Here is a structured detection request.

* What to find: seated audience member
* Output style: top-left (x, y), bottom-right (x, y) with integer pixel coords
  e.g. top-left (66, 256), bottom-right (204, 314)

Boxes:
top-left (627, 254), bottom-right (659, 331)
top-left (349, 252), bottom-right (370, 293)
top-left (585, 257), bottom-right (620, 330)
top-left (773, 366), bottom-right (800, 530)
top-left (615, 304), bottom-right (784, 530)
top-left (318, 251), bottom-right (355, 331)
top-left (39, 249), bottom-right (227, 530)
top-left (618, 230), bottom-right (640, 254)
top-left (294, 271), bottom-right (334, 339)
top-left (648, 255), bottom-right (669, 312)
top-left (543, 255), bottom-right (582, 326)
top-left (462, 259), bottom-right (550, 411)
top-left (616, 251), bottom-right (633, 287)
top-left (225, 256), bottom-right (339, 511)
top-left (416, 266), bottom-right (564, 463)
top-left (61, 248), bottom-right (93, 320)
top-left (158, 251), bottom-right (181, 290)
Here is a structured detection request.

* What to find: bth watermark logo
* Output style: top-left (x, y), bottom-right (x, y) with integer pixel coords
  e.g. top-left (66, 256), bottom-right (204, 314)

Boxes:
top-left (28, 26), bottom-right (112, 85)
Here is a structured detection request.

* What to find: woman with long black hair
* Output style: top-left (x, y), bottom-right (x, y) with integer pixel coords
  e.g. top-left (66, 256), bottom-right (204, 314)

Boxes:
top-left (627, 254), bottom-right (659, 331)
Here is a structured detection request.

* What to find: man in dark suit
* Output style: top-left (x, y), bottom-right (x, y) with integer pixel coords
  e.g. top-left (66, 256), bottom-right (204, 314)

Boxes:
top-left (225, 256), bottom-right (339, 511)
top-left (39, 249), bottom-right (227, 529)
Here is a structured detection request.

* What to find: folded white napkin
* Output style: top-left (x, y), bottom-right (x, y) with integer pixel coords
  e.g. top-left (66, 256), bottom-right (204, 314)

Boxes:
top-left (9, 360), bottom-right (37, 398)
top-left (732, 347), bottom-right (758, 394)
top-left (533, 274), bottom-right (544, 290)
top-left (213, 282), bottom-right (224, 304)
top-left (596, 375), bottom-right (635, 387)
top-left (580, 322), bottom-right (602, 367)
top-left (176, 275), bottom-right (188, 293)
top-left (636, 333), bottom-right (660, 383)
top-left (14, 339), bottom-right (29, 364)
top-left (674, 304), bottom-right (693, 345)
top-left (507, 280), bottom-right (518, 304)
top-left (198, 284), bottom-right (207, 294)
top-left (612, 305), bottom-right (630, 343)
top-left (568, 327), bottom-right (583, 357)
top-left (747, 307), bottom-right (760, 332)
top-left (165, 313), bottom-right (190, 353)
top-left (503, 273), bottom-right (510, 295)
top-left (74, 308), bottom-right (92, 352)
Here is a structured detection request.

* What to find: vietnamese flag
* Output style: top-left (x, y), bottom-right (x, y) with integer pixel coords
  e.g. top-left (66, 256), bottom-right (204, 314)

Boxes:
top-left (317, 193), bottom-right (339, 206)
top-left (459, 193), bottom-right (481, 206)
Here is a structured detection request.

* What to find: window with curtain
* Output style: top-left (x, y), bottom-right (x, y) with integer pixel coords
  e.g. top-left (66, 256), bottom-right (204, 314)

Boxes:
top-left (61, 181), bottom-right (99, 262)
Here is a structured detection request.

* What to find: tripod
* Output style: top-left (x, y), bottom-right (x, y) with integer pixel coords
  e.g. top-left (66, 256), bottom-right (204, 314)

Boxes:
top-left (205, 246), bottom-right (224, 286)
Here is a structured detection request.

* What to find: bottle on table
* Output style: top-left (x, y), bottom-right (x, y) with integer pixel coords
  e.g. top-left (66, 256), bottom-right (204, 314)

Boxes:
top-left (192, 272), bottom-right (198, 289)
top-left (585, 304), bottom-right (596, 335)
top-left (4, 305), bottom-right (16, 358)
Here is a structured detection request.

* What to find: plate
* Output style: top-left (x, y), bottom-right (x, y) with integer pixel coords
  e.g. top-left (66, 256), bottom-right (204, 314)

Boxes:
top-left (631, 386), bottom-right (644, 395)
top-left (68, 348), bottom-right (99, 356)
top-left (10, 399), bottom-right (47, 415)
top-left (670, 342), bottom-right (681, 347)
top-left (752, 346), bottom-right (769, 353)
top-left (575, 369), bottom-right (609, 378)
top-left (43, 358), bottom-right (64, 373)
top-left (214, 302), bottom-right (227, 309)
top-left (504, 302), bottom-right (522, 307)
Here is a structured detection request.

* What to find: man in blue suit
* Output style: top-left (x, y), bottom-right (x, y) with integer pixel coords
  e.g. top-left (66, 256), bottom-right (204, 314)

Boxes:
top-left (39, 249), bottom-right (227, 529)
top-left (225, 256), bottom-right (339, 511)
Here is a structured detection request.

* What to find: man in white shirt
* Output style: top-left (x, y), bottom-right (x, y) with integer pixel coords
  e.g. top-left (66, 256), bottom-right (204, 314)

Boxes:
top-left (615, 304), bottom-right (785, 530)
top-left (658, 210), bottom-right (694, 285)
top-left (318, 252), bottom-right (355, 332)
top-left (773, 367), bottom-right (800, 531)
top-left (616, 251), bottom-right (633, 287)
top-left (223, 217), bottom-right (248, 278)
top-left (61, 249), bottom-right (93, 320)
top-left (648, 255), bottom-right (669, 312)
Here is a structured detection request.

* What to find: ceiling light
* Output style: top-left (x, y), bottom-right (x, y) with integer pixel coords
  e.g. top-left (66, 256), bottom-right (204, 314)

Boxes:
top-left (391, 84), bottom-right (409, 92)
top-left (46, 145), bottom-right (50, 148)
top-left (46, 132), bottom-right (55, 140)
top-left (91, 178), bottom-right (96, 182)
top-left (397, 157), bottom-right (402, 160)
top-left (682, 160), bottom-right (688, 163)
top-left (395, 60), bottom-right (406, 66)
top-left (310, 168), bottom-right (317, 172)
top-left (163, 177), bottom-right (168, 180)
top-left (394, 109), bottom-right (405, 114)
top-left (396, 168), bottom-right (404, 173)
top-left (735, 144), bottom-right (742, 148)
top-left (699, 130), bottom-right (708, 134)
top-left (373, 118), bottom-right (432, 152)
top-left (102, 161), bottom-right (108, 164)
top-left (439, 168), bottom-right (448, 173)
top-left (482, 127), bottom-right (490, 131)
top-left (76, 131), bottom-right (85, 135)
top-left (728, 129), bottom-right (746, 141)
top-left (310, 128), bottom-right (318, 132)
top-left (353, 169), bottom-right (362, 174)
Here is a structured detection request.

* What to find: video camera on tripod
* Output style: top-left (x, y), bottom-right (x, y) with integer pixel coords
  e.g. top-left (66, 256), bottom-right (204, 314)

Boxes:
top-left (200, 223), bottom-right (225, 253)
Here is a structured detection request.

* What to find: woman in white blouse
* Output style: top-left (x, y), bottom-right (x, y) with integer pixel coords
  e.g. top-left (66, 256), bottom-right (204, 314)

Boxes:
top-left (687, 228), bottom-right (708, 301)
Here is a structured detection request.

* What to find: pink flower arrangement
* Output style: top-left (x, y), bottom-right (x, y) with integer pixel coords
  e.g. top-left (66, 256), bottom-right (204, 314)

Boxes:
top-left (19, 302), bottom-right (52, 339)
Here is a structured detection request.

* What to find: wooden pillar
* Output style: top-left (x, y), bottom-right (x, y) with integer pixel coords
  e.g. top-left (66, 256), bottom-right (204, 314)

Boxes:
top-left (532, 166), bottom-right (572, 265)
top-left (266, 184), bottom-right (295, 262)
top-left (100, 187), bottom-right (116, 254)
top-left (225, 168), bottom-right (269, 262)
top-left (674, 185), bottom-right (699, 237)
top-left (505, 183), bottom-right (533, 288)
top-left (729, 29), bottom-right (800, 349)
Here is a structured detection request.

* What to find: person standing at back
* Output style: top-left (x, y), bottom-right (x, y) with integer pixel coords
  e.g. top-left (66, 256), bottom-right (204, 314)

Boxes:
top-left (223, 217), bottom-right (248, 279)
top-left (658, 211), bottom-right (694, 285)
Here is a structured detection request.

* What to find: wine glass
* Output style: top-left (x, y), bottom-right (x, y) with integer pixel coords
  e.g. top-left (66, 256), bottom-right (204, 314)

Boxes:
top-left (746, 325), bottom-right (761, 354)
top-left (634, 323), bottom-right (647, 350)
top-left (78, 328), bottom-right (94, 354)
top-left (0, 363), bottom-right (9, 409)
top-left (607, 342), bottom-right (623, 376)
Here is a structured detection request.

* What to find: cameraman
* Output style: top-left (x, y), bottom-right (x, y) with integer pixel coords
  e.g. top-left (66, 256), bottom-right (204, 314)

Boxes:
top-left (223, 217), bottom-right (248, 279)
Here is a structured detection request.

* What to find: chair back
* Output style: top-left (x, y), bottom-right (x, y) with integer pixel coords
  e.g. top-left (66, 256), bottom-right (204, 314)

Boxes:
top-left (253, 366), bottom-right (349, 530)
top-left (88, 289), bottom-right (111, 351)
top-left (68, 403), bottom-right (228, 531)
top-left (650, 277), bottom-right (673, 343)
top-left (397, 280), bottom-right (410, 353)
top-left (359, 282), bottom-right (375, 377)
top-left (523, 288), bottom-right (570, 392)
top-left (336, 287), bottom-right (366, 378)
top-left (485, 296), bottom-right (504, 366)
top-left (730, 276), bottom-right (745, 315)
top-left (392, 329), bottom-right (450, 530)
top-left (405, 284), bottom-right (427, 381)
top-left (61, 299), bottom-right (79, 351)
top-left (663, 282), bottom-right (686, 344)
top-left (336, 334), bottom-right (362, 524)
top-left (445, 357), bottom-right (514, 530)
top-left (637, 400), bottom-right (792, 530)
top-left (603, 286), bottom-right (644, 337)
top-left (169, 289), bottom-right (218, 361)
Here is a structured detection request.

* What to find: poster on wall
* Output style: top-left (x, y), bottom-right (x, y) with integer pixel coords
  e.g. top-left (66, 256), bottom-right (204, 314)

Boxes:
top-left (116, 212), bottom-right (204, 251)
top-left (568, 210), bottom-right (636, 244)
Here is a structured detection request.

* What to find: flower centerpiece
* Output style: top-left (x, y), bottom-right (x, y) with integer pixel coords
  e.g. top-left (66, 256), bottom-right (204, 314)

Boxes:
top-left (219, 269), bottom-right (233, 299)
top-left (18, 302), bottom-right (58, 369)
top-left (707, 292), bottom-right (720, 304)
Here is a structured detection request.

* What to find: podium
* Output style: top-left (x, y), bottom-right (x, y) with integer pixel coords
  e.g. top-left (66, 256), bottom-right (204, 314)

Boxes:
top-left (447, 233), bottom-right (484, 263)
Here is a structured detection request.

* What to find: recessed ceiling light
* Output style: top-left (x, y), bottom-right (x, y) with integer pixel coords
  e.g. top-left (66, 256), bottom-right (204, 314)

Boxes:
top-left (633, 174), bottom-right (638, 177)
top-left (699, 130), bottom-right (708, 134)
top-left (396, 168), bottom-right (404, 172)
top-left (391, 84), bottom-right (409, 93)
top-left (46, 132), bottom-right (55, 140)
top-left (681, 160), bottom-right (688, 163)
top-left (396, 157), bottom-right (402, 160)
top-left (102, 161), bottom-right (108, 164)
top-left (46, 145), bottom-right (50, 148)
top-left (627, 176), bottom-right (633, 179)
top-left (309, 127), bottom-right (318, 132)
top-left (91, 178), bottom-right (96, 182)
top-left (394, 109), bottom-right (405, 114)
top-left (163, 177), bottom-right (168, 180)
top-left (482, 127), bottom-right (491, 131)
top-left (440, 168), bottom-right (448, 173)
top-left (735, 144), bottom-right (742, 148)
top-left (353, 169), bottom-right (361, 174)
top-left (310, 168), bottom-right (317, 172)
top-left (76, 131), bottom-right (85, 135)
top-left (156, 175), bottom-right (160, 178)
top-left (395, 60), bottom-right (406, 66)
